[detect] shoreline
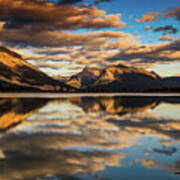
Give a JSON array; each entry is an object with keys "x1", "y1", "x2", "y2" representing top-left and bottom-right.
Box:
[{"x1": 0, "y1": 92, "x2": 180, "y2": 98}]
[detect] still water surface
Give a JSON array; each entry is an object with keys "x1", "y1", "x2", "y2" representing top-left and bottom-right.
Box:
[{"x1": 0, "y1": 94, "x2": 180, "y2": 180}]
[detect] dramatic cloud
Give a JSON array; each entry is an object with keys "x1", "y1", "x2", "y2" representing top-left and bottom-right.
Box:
[
  {"x1": 0, "y1": 0, "x2": 179, "y2": 76},
  {"x1": 0, "y1": 28, "x2": 131, "y2": 47},
  {"x1": 107, "y1": 39, "x2": 180, "y2": 65},
  {"x1": 0, "y1": 0, "x2": 124, "y2": 30},
  {"x1": 20, "y1": 35, "x2": 180, "y2": 74},
  {"x1": 154, "y1": 25, "x2": 178, "y2": 34},
  {"x1": 136, "y1": 12, "x2": 161, "y2": 22}
]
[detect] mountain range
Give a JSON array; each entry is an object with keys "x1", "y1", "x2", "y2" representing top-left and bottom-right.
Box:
[
  {"x1": 0, "y1": 46, "x2": 179, "y2": 92},
  {"x1": 67, "y1": 65, "x2": 180, "y2": 92}
]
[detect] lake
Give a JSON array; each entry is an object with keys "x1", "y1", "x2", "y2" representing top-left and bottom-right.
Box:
[{"x1": 0, "y1": 93, "x2": 180, "y2": 180}]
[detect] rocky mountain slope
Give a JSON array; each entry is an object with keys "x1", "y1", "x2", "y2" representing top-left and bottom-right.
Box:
[
  {"x1": 67, "y1": 67, "x2": 103, "y2": 89},
  {"x1": 67, "y1": 64, "x2": 170, "y2": 92},
  {"x1": 0, "y1": 47, "x2": 72, "y2": 92}
]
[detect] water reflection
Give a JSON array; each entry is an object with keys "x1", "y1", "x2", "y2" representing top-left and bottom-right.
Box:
[{"x1": 0, "y1": 96, "x2": 180, "y2": 179}]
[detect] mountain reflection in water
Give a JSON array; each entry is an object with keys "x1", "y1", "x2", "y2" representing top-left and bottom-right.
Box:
[{"x1": 0, "y1": 96, "x2": 180, "y2": 180}]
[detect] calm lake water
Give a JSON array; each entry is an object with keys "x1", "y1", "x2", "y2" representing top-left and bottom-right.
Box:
[{"x1": 0, "y1": 94, "x2": 180, "y2": 180}]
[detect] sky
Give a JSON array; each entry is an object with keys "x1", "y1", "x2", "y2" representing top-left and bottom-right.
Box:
[{"x1": 0, "y1": 0, "x2": 180, "y2": 77}]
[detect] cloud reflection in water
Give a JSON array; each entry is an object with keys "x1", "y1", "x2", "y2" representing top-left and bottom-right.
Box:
[{"x1": 0, "y1": 96, "x2": 180, "y2": 179}]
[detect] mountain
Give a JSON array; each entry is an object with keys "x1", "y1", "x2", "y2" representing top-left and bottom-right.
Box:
[
  {"x1": 91, "y1": 65, "x2": 163, "y2": 92},
  {"x1": 163, "y1": 77, "x2": 180, "y2": 90},
  {"x1": 67, "y1": 67, "x2": 103, "y2": 88},
  {"x1": 67, "y1": 64, "x2": 168, "y2": 92},
  {"x1": 0, "y1": 47, "x2": 73, "y2": 92}
]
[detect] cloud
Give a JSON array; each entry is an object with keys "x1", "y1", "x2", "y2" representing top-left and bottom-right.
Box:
[
  {"x1": 0, "y1": 0, "x2": 179, "y2": 76},
  {"x1": 5, "y1": 28, "x2": 179, "y2": 76},
  {"x1": 21, "y1": 36, "x2": 180, "y2": 74},
  {"x1": 0, "y1": 0, "x2": 125, "y2": 51},
  {"x1": 14, "y1": 30, "x2": 137, "y2": 73},
  {"x1": 34, "y1": 47, "x2": 76, "y2": 56},
  {"x1": 0, "y1": 28, "x2": 131, "y2": 47},
  {"x1": 35, "y1": 61, "x2": 68, "y2": 69},
  {"x1": 136, "y1": 12, "x2": 161, "y2": 22},
  {"x1": 144, "y1": 26, "x2": 152, "y2": 31},
  {"x1": 107, "y1": 39, "x2": 180, "y2": 65},
  {"x1": 56, "y1": 0, "x2": 83, "y2": 4},
  {"x1": 153, "y1": 147, "x2": 177, "y2": 156},
  {"x1": 137, "y1": 5, "x2": 180, "y2": 23},
  {"x1": 94, "y1": 0, "x2": 112, "y2": 4},
  {"x1": 52, "y1": 0, "x2": 112, "y2": 5},
  {"x1": 165, "y1": 6, "x2": 180, "y2": 21},
  {"x1": 0, "y1": 96, "x2": 180, "y2": 180},
  {"x1": 136, "y1": 159, "x2": 159, "y2": 169},
  {"x1": 107, "y1": 37, "x2": 140, "y2": 49},
  {"x1": 159, "y1": 34, "x2": 173, "y2": 41},
  {"x1": 0, "y1": 0, "x2": 124, "y2": 30},
  {"x1": 154, "y1": 25, "x2": 178, "y2": 34}
]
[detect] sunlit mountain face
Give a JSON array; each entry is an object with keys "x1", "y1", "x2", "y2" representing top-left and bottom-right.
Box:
[
  {"x1": 0, "y1": 47, "x2": 74, "y2": 92},
  {"x1": 0, "y1": 0, "x2": 179, "y2": 77},
  {"x1": 0, "y1": 95, "x2": 180, "y2": 179}
]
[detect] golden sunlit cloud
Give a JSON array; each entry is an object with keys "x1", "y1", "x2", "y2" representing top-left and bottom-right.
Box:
[
  {"x1": 136, "y1": 12, "x2": 161, "y2": 22},
  {"x1": 0, "y1": 0, "x2": 125, "y2": 30},
  {"x1": 159, "y1": 34, "x2": 173, "y2": 41}
]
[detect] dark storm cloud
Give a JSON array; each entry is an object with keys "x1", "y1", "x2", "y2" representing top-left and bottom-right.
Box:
[{"x1": 154, "y1": 25, "x2": 178, "y2": 34}]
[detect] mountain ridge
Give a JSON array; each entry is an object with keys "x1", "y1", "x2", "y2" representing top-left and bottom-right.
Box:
[
  {"x1": 0, "y1": 47, "x2": 73, "y2": 92},
  {"x1": 66, "y1": 65, "x2": 180, "y2": 92}
]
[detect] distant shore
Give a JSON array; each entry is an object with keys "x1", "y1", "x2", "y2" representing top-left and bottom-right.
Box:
[{"x1": 0, "y1": 92, "x2": 180, "y2": 98}]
